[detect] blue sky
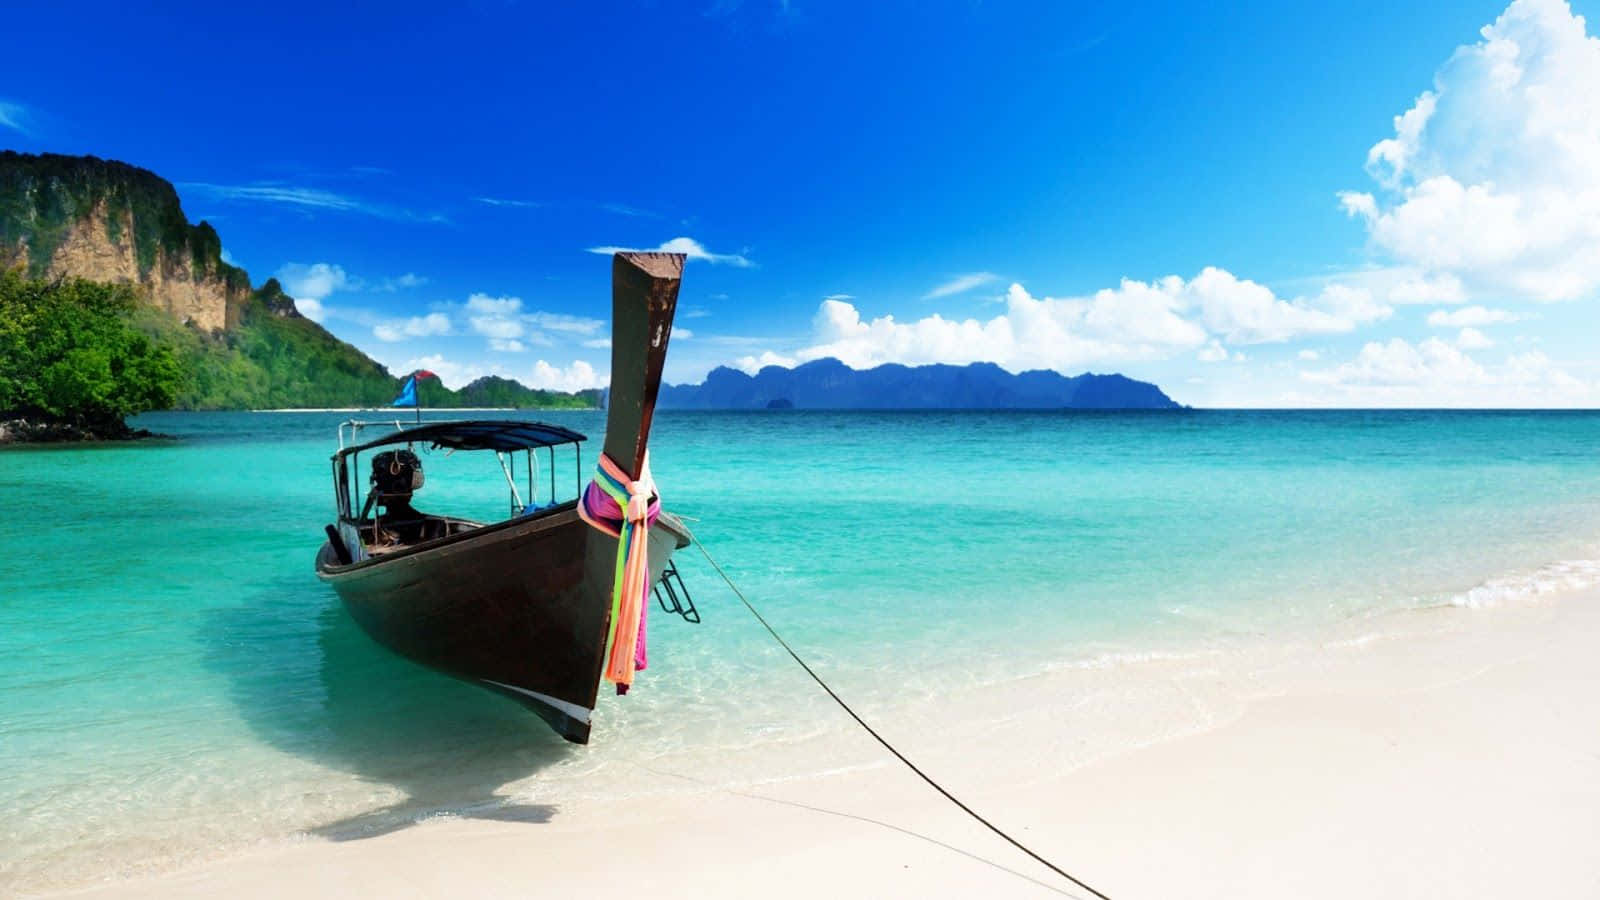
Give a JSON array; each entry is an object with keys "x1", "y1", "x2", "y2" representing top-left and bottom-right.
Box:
[{"x1": 4, "y1": 0, "x2": 1599, "y2": 405}]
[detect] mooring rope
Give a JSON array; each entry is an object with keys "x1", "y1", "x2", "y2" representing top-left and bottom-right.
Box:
[{"x1": 684, "y1": 528, "x2": 1114, "y2": 900}]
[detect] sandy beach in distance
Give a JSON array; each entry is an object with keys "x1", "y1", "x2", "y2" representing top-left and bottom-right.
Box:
[{"x1": 62, "y1": 585, "x2": 1600, "y2": 899}]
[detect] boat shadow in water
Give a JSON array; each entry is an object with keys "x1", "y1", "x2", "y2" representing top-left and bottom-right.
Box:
[{"x1": 203, "y1": 583, "x2": 572, "y2": 842}]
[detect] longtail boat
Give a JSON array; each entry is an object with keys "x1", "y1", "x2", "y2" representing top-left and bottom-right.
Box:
[{"x1": 314, "y1": 252, "x2": 691, "y2": 743}]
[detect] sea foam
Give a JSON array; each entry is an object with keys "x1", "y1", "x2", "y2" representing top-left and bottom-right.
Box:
[{"x1": 1447, "y1": 555, "x2": 1600, "y2": 608}]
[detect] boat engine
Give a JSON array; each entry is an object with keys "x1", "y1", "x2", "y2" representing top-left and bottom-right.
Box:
[{"x1": 371, "y1": 449, "x2": 424, "y2": 496}]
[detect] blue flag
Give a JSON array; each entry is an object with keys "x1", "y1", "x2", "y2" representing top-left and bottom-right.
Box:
[
  {"x1": 391, "y1": 375, "x2": 418, "y2": 408},
  {"x1": 391, "y1": 369, "x2": 436, "y2": 408}
]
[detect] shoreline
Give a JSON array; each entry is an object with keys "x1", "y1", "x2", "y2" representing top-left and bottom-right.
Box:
[{"x1": 50, "y1": 581, "x2": 1600, "y2": 899}]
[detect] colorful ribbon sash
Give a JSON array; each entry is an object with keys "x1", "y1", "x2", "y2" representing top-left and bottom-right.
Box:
[{"x1": 576, "y1": 451, "x2": 660, "y2": 693}]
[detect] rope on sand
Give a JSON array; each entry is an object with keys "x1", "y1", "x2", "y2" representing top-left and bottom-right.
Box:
[{"x1": 684, "y1": 528, "x2": 1114, "y2": 900}]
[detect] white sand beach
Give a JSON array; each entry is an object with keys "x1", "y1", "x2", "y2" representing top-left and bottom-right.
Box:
[{"x1": 60, "y1": 585, "x2": 1600, "y2": 900}]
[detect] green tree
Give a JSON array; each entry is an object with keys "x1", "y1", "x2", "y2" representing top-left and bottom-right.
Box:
[{"x1": 0, "y1": 269, "x2": 182, "y2": 430}]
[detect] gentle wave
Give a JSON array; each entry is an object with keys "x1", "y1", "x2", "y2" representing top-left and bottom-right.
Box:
[{"x1": 1446, "y1": 554, "x2": 1600, "y2": 608}]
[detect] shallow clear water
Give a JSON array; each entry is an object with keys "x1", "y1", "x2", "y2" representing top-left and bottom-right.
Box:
[{"x1": 4, "y1": 409, "x2": 1600, "y2": 891}]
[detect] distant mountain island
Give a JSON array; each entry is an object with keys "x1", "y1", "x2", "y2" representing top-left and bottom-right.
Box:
[{"x1": 658, "y1": 358, "x2": 1180, "y2": 409}]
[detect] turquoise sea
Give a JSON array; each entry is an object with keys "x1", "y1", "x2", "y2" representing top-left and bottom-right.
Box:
[{"x1": 5, "y1": 409, "x2": 1600, "y2": 893}]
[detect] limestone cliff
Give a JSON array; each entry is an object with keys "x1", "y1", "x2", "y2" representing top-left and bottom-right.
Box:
[{"x1": 0, "y1": 152, "x2": 250, "y2": 331}]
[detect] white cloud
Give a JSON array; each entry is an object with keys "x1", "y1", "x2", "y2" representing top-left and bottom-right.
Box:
[
  {"x1": 1341, "y1": 0, "x2": 1600, "y2": 302},
  {"x1": 601, "y1": 203, "x2": 660, "y2": 218},
  {"x1": 733, "y1": 351, "x2": 799, "y2": 373},
  {"x1": 466, "y1": 293, "x2": 526, "y2": 341},
  {"x1": 460, "y1": 294, "x2": 597, "y2": 348},
  {"x1": 674, "y1": 327, "x2": 693, "y2": 340},
  {"x1": 782, "y1": 280, "x2": 1207, "y2": 371},
  {"x1": 465, "y1": 294, "x2": 520, "y2": 315},
  {"x1": 476, "y1": 196, "x2": 541, "y2": 208},
  {"x1": 585, "y1": 236, "x2": 754, "y2": 267},
  {"x1": 923, "y1": 272, "x2": 1000, "y2": 300},
  {"x1": 376, "y1": 273, "x2": 427, "y2": 291},
  {"x1": 526, "y1": 312, "x2": 604, "y2": 335},
  {"x1": 1300, "y1": 337, "x2": 1593, "y2": 405},
  {"x1": 1304, "y1": 337, "x2": 1490, "y2": 388},
  {"x1": 1386, "y1": 272, "x2": 1466, "y2": 305},
  {"x1": 276, "y1": 262, "x2": 350, "y2": 321},
  {"x1": 1298, "y1": 349, "x2": 1321, "y2": 361},
  {"x1": 1456, "y1": 327, "x2": 1495, "y2": 349},
  {"x1": 1192, "y1": 268, "x2": 1388, "y2": 343},
  {"x1": 295, "y1": 297, "x2": 326, "y2": 323},
  {"x1": 490, "y1": 339, "x2": 526, "y2": 352},
  {"x1": 373, "y1": 312, "x2": 451, "y2": 342},
  {"x1": 276, "y1": 262, "x2": 350, "y2": 301},
  {"x1": 1308, "y1": 267, "x2": 1467, "y2": 306},
  {"x1": 528, "y1": 360, "x2": 606, "y2": 392},
  {"x1": 0, "y1": 100, "x2": 29, "y2": 134},
  {"x1": 395, "y1": 354, "x2": 493, "y2": 391},
  {"x1": 186, "y1": 184, "x2": 366, "y2": 213},
  {"x1": 1426, "y1": 305, "x2": 1522, "y2": 327},
  {"x1": 582, "y1": 338, "x2": 612, "y2": 349},
  {"x1": 733, "y1": 267, "x2": 1401, "y2": 374}
]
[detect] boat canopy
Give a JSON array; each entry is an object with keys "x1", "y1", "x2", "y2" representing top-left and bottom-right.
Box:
[{"x1": 336, "y1": 420, "x2": 587, "y2": 458}]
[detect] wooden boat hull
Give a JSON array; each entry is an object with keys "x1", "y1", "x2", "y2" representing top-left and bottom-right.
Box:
[
  {"x1": 315, "y1": 507, "x2": 689, "y2": 743},
  {"x1": 313, "y1": 252, "x2": 686, "y2": 744}
]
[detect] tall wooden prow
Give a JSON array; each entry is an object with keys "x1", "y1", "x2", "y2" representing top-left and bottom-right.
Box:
[{"x1": 576, "y1": 252, "x2": 684, "y2": 712}]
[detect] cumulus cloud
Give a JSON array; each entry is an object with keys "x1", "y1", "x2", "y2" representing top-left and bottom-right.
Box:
[
  {"x1": 1339, "y1": 0, "x2": 1600, "y2": 302},
  {"x1": 1191, "y1": 268, "x2": 1389, "y2": 343},
  {"x1": 1300, "y1": 337, "x2": 1592, "y2": 405},
  {"x1": 528, "y1": 360, "x2": 606, "y2": 392},
  {"x1": 1426, "y1": 305, "x2": 1521, "y2": 327},
  {"x1": 277, "y1": 262, "x2": 349, "y2": 300},
  {"x1": 745, "y1": 268, "x2": 1393, "y2": 374},
  {"x1": 1304, "y1": 337, "x2": 1492, "y2": 388},
  {"x1": 923, "y1": 272, "x2": 1000, "y2": 300},
  {"x1": 1456, "y1": 327, "x2": 1495, "y2": 349},
  {"x1": 585, "y1": 236, "x2": 753, "y2": 267},
  {"x1": 733, "y1": 351, "x2": 799, "y2": 374},
  {"x1": 276, "y1": 262, "x2": 350, "y2": 321},
  {"x1": 373, "y1": 312, "x2": 451, "y2": 343},
  {"x1": 466, "y1": 294, "x2": 528, "y2": 341},
  {"x1": 295, "y1": 298, "x2": 327, "y2": 323},
  {"x1": 393, "y1": 354, "x2": 493, "y2": 391},
  {"x1": 460, "y1": 294, "x2": 598, "y2": 349}
]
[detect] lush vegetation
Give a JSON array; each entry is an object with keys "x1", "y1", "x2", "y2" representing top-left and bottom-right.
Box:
[
  {"x1": 135, "y1": 281, "x2": 597, "y2": 410},
  {"x1": 451, "y1": 375, "x2": 601, "y2": 410},
  {"x1": 134, "y1": 278, "x2": 401, "y2": 409},
  {"x1": 0, "y1": 151, "x2": 249, "y2": 290},
  {"x1": 0, "y1": 270, "x2": 182, "y2": 431},
  {"x1": 0, "y1": 270, "x2": 599, "y2": 426}
]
